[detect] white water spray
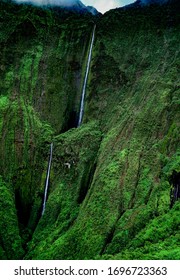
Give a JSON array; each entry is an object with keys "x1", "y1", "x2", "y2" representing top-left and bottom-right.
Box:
[
  {"x1": 42, "y1": 142, "x2": 53, "y2": 216},
  {"x1": 77, "y1": 25, "x2": 96, "y2": 127}
]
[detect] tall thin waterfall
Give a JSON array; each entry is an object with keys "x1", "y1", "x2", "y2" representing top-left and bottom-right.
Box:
[
  {"x1": 42, "y1": 142, "x2": 53, "y2": 216},
  {"x1": 77, "y1": 25, "x2": 96, "y2": 127}
]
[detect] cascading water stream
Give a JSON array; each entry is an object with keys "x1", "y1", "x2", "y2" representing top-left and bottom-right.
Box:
[
  {"x1": 77, "y1": 25, "x2": 96, "y2": 127},
  {"x1": 42, "y1": 142, "x2": 53, "y2": 216},
  {"x1": 41, "y1": 27, "x2": 95, "y2": 215}
]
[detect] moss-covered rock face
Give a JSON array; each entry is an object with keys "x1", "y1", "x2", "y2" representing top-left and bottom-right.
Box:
[
  {"x1": 0, "y1": 176, "x2": 24, "y2": 259},
  {"x1": 0, "y1": 0, "x2": 94, "y2": 254},
  {"x1": 0, "y1": 1, "x2": 180, "y2": 260}
]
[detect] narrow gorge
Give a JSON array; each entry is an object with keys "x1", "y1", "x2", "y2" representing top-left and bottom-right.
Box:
[
  {"x1": 77, "y1": 25, "x2": 96, "y2": 127},
  {"x1": 41, "y1": 25, "x2": 95, "y2": 216},
  {"x1": 42, "y1": 143, "x2": 53, "y2": 216}
]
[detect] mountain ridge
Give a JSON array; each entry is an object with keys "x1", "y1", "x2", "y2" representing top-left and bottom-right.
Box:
[
  {"x1": 123, "y1": 0, "x2": 179, "y2": 9},
  {"x1": 11, "y1": 0, "x2": 99, "y2": 15}
]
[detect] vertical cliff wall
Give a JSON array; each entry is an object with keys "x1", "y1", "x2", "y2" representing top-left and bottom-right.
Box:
[
  {"x1": 0, "y1": 1, "x2": 179, "y2": 260},
  {"x1": 0, "y1": 1, "x2": 95, "y2": 259}
]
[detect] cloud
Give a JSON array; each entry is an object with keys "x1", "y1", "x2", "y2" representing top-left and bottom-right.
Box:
[
  {"x1": 82, "y1": 1, "x2": 136, "y2": 13},
  {"x1": 15, "y1": 0, "x2": 80, "y2": 6},
  {"x1": 93, "y1": 0, "x2": 119, "y2": 13},
  {"x1": 14, "y1": 0, "x2": 136, "y2": 13},
  {"x1": 83, "y1": 0, "x2": 120, "y2": 13}
]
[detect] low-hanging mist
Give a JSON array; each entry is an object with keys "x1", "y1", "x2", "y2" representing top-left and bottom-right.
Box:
[{"x1": 14, "y1": 0, "x2": 86, "y2": 6}]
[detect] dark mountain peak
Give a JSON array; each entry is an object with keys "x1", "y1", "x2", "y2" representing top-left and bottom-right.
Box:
[
  {"x1": 139, "y1": 0, "x2": 171, "y2": 4},
  {"x1": 123, "y1": 0, "x2": 179, "y2": 9},
  {"x1": 13, "y1": 0, "x2": 97, "y2": 15},
  {"x1": 86, "y1": 6, "x2": 99, "y2": 16}
]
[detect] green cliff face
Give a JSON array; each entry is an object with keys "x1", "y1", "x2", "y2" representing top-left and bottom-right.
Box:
[{"x1": 0, "y1": 1, "x2": 179, "y2": 260}]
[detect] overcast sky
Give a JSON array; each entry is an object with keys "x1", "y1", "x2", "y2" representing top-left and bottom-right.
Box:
[
  {"x1": 15, "y1": 0, "x2": 135, "y2": 13},
  {"x1": 81, "y1": 0, "x2": 135, "y2": 13},
  {"x1": 82, "y1": 1, "x2": 134, "y2": 13}
]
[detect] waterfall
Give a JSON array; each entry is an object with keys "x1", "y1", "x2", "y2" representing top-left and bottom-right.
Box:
[
  {"x1": 77, "y1": 25, "x2": 96, "y2": 127},
  {"x1": 41, "y1": 26, "x2": 95, "y2": 216},
  {"x1": 42, "y1": 142, "x2": 53, "y2": 216}
]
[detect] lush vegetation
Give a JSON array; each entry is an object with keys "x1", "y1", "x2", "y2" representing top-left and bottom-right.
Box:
[{"x1": 0, "y1": 1, "x2": 179, "y2": 259}]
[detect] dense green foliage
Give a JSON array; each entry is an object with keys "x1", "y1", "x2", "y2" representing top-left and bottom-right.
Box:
[
  {"x1": 0, "y1": 176, "x2": 24, "y2": 259},
  {"x1": 0, "y1": 1, "x2": 179, "y2": 259}
]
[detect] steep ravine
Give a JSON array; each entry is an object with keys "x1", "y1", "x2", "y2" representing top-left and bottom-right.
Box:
[
  {"x1": 0, "y1": 1, "x2": 180, "y2": 260},
  {"x1": 0, "y1": 1, "x2": 96, "y2": 259},
  {"x1": 41, "y1": 24, "x2": 96, "y2": 218}
]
